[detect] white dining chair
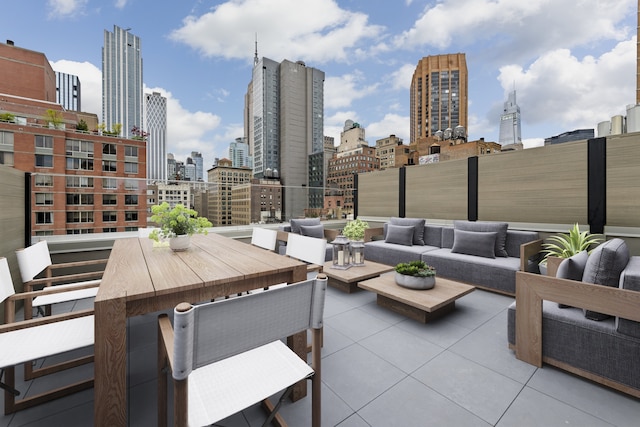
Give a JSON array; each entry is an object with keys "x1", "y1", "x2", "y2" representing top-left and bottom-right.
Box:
[{"x1": 250, "y1": 227, "x2": 278, "y2": 251}]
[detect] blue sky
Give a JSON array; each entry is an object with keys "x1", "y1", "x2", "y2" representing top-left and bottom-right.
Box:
[{"x1": 1, "y1": 0, "x2": 637, "y2": 168}]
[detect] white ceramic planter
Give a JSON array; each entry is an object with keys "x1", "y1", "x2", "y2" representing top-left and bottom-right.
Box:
[
  {"x1": 169, "y1": 234, "x2": 191, "y2": 252},
  {"x1": 395, "y1": 272, "x2": 436, "y2": 290}
]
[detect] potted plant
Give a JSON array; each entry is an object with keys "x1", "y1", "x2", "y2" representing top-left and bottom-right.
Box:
[
  {"x1": 342, "y1": 218, "x2": 369, "y2": 241},
  {"x1": 539, "y1": 223, "x2": 604, "y2": 276},
  {"x1": 148, "y1": 202, "x2": 212, "y2": 251},
  {"x1": 394, "y1": 260, "x2": 437, "y2": 290}
]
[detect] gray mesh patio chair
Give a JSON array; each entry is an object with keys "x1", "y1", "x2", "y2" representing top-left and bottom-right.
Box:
[{"x1": 157, "y1": 274, "x2": 327, "y2": 427}]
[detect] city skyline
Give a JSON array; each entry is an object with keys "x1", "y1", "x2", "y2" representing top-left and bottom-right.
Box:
[{"x1": 0, "y1": 0, "x2": 636, "y2": 169}]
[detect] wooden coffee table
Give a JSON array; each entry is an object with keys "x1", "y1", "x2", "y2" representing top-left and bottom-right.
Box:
[
  {"x1": 358, "y1": 274, "x2": 475, "y2": 323},
  {"x1": 322, "y1": 260, "x2": 394, "y2": 293}
]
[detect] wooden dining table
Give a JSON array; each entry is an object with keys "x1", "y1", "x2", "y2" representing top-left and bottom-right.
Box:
[{"x1": 93, "y1": 233, "x2": 308, "y2": 426}]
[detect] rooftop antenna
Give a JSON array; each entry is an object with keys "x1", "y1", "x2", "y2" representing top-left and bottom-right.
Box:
[{"x1": 254, "y1": 33, "x2": 259, "y2": 66}]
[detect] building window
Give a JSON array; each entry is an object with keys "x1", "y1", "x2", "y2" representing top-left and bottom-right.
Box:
[
  {"x1": 103, "y1": 211, "x2": 117, "y2": 222},
  {"x1": 66, "y1": 211, "x2": 94, "y2": 223},
  {"x1": 102, "y1": 160, "x2": 117, "y2": 172},
  {"x1": 67, "y1": 228, "x2": 94, "y2": 235},
  {"x1": 35, "y1": 174, "x2": 54, "y2": 187},
  {"x1": 124, "y1": 162, "x2": 138, "y2": 174},
  {"x1": 35, "y1": 135, "x2": 53, "y2": 149},
  {"x1": 35, "y1": 193, "x2": 54, "y2": 205},
  {"x1": 103, "y1": 143, "x2": 117, "y2": 155},
  {"x1": 66, "y1": 193, "x2": 94, "y2": 205},
  {"x1": 66, "y1": 139, "x2": 94, "y2": 157},
  {"x1": 125, "y1": 146, "x2": 138, "y2": 158},
  {"x1": 103, "y1": 178, "x2": 117, "y2": 189},
  {"x1": 66, "y1": 157, "x2": 93, "y2": 170},
  {"x1": 103, "y1": 227, "x2": 118, "y2": 233},
  {"x1": 124, "y1": 211, "x2": 138, "y2": 221},
  {"x1": 35, "y1": 230, "x2": 54, "y2": 236},
  {"x1": 103, "y1": 194, "x2": 117, "y2": 205},
  {"x1": 125, "y1": 194, "x2": 138, "y2": 205},
  {"x1": 36, "y1": 212, "x2": 53, "y2": 224},
  {"x1": 35, "y1": 154, "x2": 53, "y2": 168},
  {"x1": 66, "y1": 176, "x2": 94, "y2": 188},
  {"x1": 0, "y1": 131, "x2": 14, "y2": 146},
  {"x1": 0, "y1": 151, "x2": 14, "y2": 165},
  {"x1": 125, "y1": 179, "x2": 138, "y2": 190}
]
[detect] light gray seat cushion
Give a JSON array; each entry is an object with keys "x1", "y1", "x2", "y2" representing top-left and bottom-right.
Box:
[
  {"x1": 616, "y1": 256, "x2": 640, "y2": 338},
  {"x1": 366, "y1": 240, "x2": 439, "y2": 266},
  {"x1": 422, "y1": 248, "x2": 521, "y2": 294}
]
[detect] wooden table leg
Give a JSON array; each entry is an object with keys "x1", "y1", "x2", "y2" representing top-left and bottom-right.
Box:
[{"x1": 94, "y1": 297, "x2": 127, "y2": 426}]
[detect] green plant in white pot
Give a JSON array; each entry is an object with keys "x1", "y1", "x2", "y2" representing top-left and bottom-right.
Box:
[
  {"x1": 148, "y1": 202, "x2": 212, "y2": 251},
  {"x1": 342, "y1": 218, "x2": 369, "y2": 241},
  {"x1": 540, "y1": 223, "x2": 603, "y2": 275},
  {"x1": 394, "y1": 260, "x2": 436, "y2": 290}
]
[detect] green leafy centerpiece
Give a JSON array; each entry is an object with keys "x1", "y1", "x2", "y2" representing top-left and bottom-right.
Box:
[
  {"x1": 394, "y1": 260, "x2": 436, "y2": 290},
  {"x1": 148, "y1": 202, "x2": 212, "y2": 251},
  {"x1": 342, "y1": 218, "x2": 369, "y2": 241}
]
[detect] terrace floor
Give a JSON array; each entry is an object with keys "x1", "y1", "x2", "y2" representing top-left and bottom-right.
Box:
[{"x1": 2, "y1": 274, "x2": 639, "y2": 426}]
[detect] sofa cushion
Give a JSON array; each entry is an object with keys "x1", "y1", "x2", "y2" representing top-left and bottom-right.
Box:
[
  {"x1": 423, "y1": 225, "x2": 443, "y2": 247},
  {"x1": 555, "y1": 250, "x2": 589, "y2": 309},
  {"x1": 451, "y1": 229, "x2": 496, "y2": 259},
  {"x1": 390, "y1": 217, "x2": 426, "y2": 245},
  {"x1": 290, "y1": 218, "x2": 321, "y2": 234},
  {"x1": 454, "y1": 220, "x2": 509, "y2": 257},
  {"x1": 385, "y1": 224, "x2": 414, "y2": 246},
  {"x1": 582, "y1": 238, "x2": 630, "y2": 321},
  {"x1": 299, "y1": 224, "x2": 325, "y2": 239},
  {"x1": 616, "y1": 256, "x2": 640, "y2": 338}
]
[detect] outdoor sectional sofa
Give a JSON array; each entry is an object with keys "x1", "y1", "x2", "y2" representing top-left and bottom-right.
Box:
[
  {"x1": 507, "y1": 238, "x2": 640, "y2": 398},
  {"x1": 364, "y1": 218, "x2": 541, "y2": 295}
]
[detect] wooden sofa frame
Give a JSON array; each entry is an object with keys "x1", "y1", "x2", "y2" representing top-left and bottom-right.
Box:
[{"x1": 513, "y1": 270, "x2": 640, "y2": 398}]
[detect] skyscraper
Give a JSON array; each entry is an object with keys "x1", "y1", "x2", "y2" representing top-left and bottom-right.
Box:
[
  {"x1": 55, "y1": 71, "x2": 81, "y2": 111},
  {"x1": 229, "y1": 137, "x2": 251, "y2": 168},
  {"x1": 190, "y1": 151, "x2": 204, "y2": 181},
  {"x1": 145, "y1": 92, "x2": 167, "y2": 181},
  {"x1": 410, "y1": 53, "x2": 468, "y2": 143},
  {"x1": 247, "y1": 57, "x2": 324, "y2": 220},
  {"x1": 102, "y1": 25, "x2": 143, "y2": 138},
  {"x1": 499, "y1": 90, "x2": 522, "y2": 146}
]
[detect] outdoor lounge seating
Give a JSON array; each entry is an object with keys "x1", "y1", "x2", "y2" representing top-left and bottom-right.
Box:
[
  {"x1": 508, "y1": 238, "x2": 640, "y2": 398},
  {"x1": 365, "y1": 219, "x2": 541, "y2": 295},
  {"x1": 0, "y1": 257, "x2": 94, "y2": 414},
  {"x1": 157, "y1": 274, "x2": 327, "y2": 427}
]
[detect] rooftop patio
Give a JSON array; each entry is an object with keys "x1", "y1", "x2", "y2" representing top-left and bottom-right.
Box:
[{"x1": 1, "y1": 273, "x2": 639, "y2": 426}]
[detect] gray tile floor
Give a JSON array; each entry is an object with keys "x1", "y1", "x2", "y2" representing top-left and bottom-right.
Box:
[{"x1": 2, "y1": 276, "x2": 640, "y2": 426}]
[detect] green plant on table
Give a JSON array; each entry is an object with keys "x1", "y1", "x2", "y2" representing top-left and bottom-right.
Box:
[
  {"x1": 342, "y1": 218, "x2": 369, "y2": 240},
  {"x1": 541, "y1": 223, "x2": 603, "y2": 263},
  {"x1": 148, "y1": 202, "x2": 212, "y2": 241},
  {"x1": 394, "y1": 260, "x2": 436, "y2": 277}
]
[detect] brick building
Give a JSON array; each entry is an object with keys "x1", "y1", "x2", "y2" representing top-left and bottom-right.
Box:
[{"x1": 327, "y1": 146, "x2": 379, "y2": 214}]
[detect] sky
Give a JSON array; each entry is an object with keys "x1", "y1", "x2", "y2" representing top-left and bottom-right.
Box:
[{"x1": 1, "y1": 0, "x2": 637, "y2": 169}]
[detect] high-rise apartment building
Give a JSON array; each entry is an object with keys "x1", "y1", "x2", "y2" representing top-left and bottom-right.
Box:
[
  {"x1": 327, "y1": 146, "x2": 379, "y2": 214},
  {"x1": 103, "y1": 25, "x2": 143, "y2": 138},
  {"x1": 207, "y1": 158, "x2": 252, "y2": 226},
  {"x1": 247, "y1": 57, "x2": 325, "y2": 220},
  {"x1": 56, "y1": 71, "x2": 81, "y2": 112},
  {"x1": 375, "y1": 134, "x2": 408, "y2": 170},
  {"x1": 229, "y1": 137, "x2": 252, "y2": 168},
  {"x1": 410, "y1": 53, "x2": 468, "y2": 143},
  {"x1": 145, "y1": 92, "x2": 167, "y2": 181},
  {"x1": 498, "y1": 90, "x2": 522, "y2": 146},
  {"x1": 190, "y1": 151, "x2": 203, "y2": 181}
]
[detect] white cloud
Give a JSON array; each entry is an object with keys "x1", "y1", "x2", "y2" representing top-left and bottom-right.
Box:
[
  {"x1": 169, "y1": 0, "x2": 384, "y2": 64},
  {"x1": 324, "y1": 110, "x2": 359, "y2": 145},
  {"x1": 365, "y1": 113, "x2": 409, "y2": 143},
  {"x1": 114, "y1": 0, "x2": 128, "y2": 9},
  {"x1": 394, "y1": 0, "x2": 633, "y2": 62},
  {"x1": 497, "y1": 37, "x2": 636, "y2": 132},
  {"x1": 324, "y1": 72, "x2": 379, "y2": 109},
  {"x1": 389, "y1": 63, "x2": 415, "y2": 91},
  {"x1": 47, "y1": 0, "x2": 88, "y2": 19},
  {"x1": 523, "y1": 138, "x2": 545, "y2": 149},
  {"x1": 50, "y1": 59, "x2": 102, "y2": 116}
]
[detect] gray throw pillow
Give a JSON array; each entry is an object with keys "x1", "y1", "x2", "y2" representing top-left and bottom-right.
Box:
[
  {"x1": 390, "y1": 217, "x2": 426, "y2": 245},
  {"x1": 385, "y1": 224, "x2": 415, "y2": 246},
  {"x1": 451, "y1": 229, "x2": 497, "y2": 259},
  {"x1": 454, "y1": 220, "x2": 509, "y2": 257},
  {"x1": 290, "y1": 218, "x2": 321, "y2": 234},
  {"x1": 555, "y1": 250, "x2": 589, "y2": 308},
  {"x1": 582, "y1": 238, "x2": 630, "y2": 321},
  {"x1": 299, "y1": 224, "x2": 325, "y2": 239}
]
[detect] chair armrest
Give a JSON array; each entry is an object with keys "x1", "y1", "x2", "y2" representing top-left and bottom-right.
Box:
[
  {"x1": 365, "y1": 227, "x2": 384, "y2": 242},
  {"x1": 157, "y1": 314, "x2": 175, "y2": 370},
  {"x1": 0, "y1": 308, "x2": 93, "y2": 333},
  {"x1": 514, "y1": 271, "x2": 640, "y2": 367},
  {"x1": 519, "y1": 239, "x2": 543, "y2": 272},
  {"x1": 48, "y1": 258, "x2": 107, "y2": 271},
  {"x1": 26, "y1": 271, "x2": 102, "y2": 289}
]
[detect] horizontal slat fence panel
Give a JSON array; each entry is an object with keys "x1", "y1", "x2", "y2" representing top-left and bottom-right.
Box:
[
  {"x1": 606, "y1": 134, "x2": 640, "y2": 227},
  {"x1": 358, "y1": 168, "x2": 399, "y2": 218}
]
